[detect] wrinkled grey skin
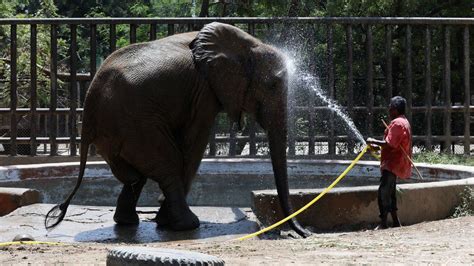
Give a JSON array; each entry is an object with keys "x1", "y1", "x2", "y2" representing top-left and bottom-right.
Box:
[{"x1": 45, "y1": 22, "x2": 310, "y2": 238}]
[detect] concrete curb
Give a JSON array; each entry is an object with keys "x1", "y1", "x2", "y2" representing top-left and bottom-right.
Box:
[
  {"x1": 252, "y1": 178, "x2": 474, "y2": 230},
  {"x1": 0, "y1": 187, "x2": 41, "y2": 216}
]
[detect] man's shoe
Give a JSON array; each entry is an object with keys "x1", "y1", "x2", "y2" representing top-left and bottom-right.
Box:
[
  {"x1": 374, "y1": 223, "x2": 388, "y2": 230},
  {"x1": 391, "y1": 211, "x2": 402, "y2": 227}
]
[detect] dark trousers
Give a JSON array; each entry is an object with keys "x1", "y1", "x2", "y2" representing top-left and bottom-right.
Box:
[{"x1": 378, "y1": 170, "x2": 398, "y2": 218}]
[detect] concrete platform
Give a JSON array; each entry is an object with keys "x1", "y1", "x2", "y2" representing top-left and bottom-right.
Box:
[
  {"x1": 0, "y1": 204, "x2": 258, "y2": 243},
  {"x1": 253, "y1": 178, "x2": 474, "y2": 231}
]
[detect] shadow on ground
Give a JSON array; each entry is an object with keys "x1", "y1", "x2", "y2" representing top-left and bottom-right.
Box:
[{"x1": 0, "y1": 204, "x2": 259, "y2": 243}]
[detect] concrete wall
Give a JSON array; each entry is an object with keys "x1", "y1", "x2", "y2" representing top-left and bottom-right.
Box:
[
  {"x1": 252, "y1": 178, "x2": 474, "y2": 230},
  {"x1": 0, "y1": 159, "x2": 473, "y2": 208}
]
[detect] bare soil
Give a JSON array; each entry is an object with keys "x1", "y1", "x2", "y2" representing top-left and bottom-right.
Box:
[{"x1": 1, "y1": 216, "x2": 472, "y2": 265}]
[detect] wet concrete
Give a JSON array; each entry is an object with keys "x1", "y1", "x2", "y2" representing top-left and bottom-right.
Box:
[{"x1": 0, "y1": 204, "x2": 258, "y2": 244}]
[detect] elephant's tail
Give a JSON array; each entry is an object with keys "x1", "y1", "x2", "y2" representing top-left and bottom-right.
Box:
[{"x1": 44, "y1": 140, "x2": 91, "y2": 230}]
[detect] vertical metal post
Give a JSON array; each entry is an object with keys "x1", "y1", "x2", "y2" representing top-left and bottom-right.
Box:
[
  {"x1": 424, "y1": 26, "x2": 432, "y2": 150},
  {"x1": 109, "y1": 24, "x2": 116, "y2": 53},
  {"x1": 229, "y1": 122, "x2": 236, "y2": 156},
  {"x1": 327, "y1": 24, "x2": 335, "y2": 155},
  {"x1": 463, "y1": 26, "x2": 470, "y2": 155},
  {"x1": 167, "y1": 24, "x2": 175, "y2": 36},
  {"x1": 89, "y1": 24, "x2": 97, "y2": 156},
  {"x1": 209, "y1": 124, "x2": 216, "y2": 156},
  {"x1": 249, "y1": 117, "x2": 257, "y2": 156},
  {"x1": 385, "y1": 25, "x2": 393, "y2": 101},
  {"x1": 308, "y1": 89, "x2": 316, "y2": 155},
  {"x1": 30, "y1": 24, "x2": 37, "y2": 156},
  {"x1": 366, "y1": 25, "x2": 374, "y2": 137},
  {"x1": 130, "y1": 24, "x2": 137, "y2": 44},
  {"x1": 69, "y1": 24, "x2": 78, "y2": 156},
  {"x1": 443, "y1": 26, "x2": 451, "y2": 152},
  {"x1": 10, "y1": 24, "x2": 17, "y2": 156},
  {"x1": 150, "y1": 23, "x2": 157, "y2": 41},
  {"x1": 346, "y1": 24, "x2": 354, "y2": 152},
  {"x1": 49, "y1": 24, "x2": 58, "y2": 156},
  {"x1": 247, "y1": 23, "x2": 255, "y2": 35},
  {"x1": 405, "y1": 25, "x2": 413, "y2": 122}
]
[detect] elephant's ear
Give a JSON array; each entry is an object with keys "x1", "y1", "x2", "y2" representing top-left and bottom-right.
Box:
[{"x1": 190, "y1": 22, "x2": 258, "y2": 123}]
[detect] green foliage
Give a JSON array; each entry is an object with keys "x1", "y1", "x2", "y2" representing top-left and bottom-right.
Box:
[
  {"x1": 0, "y1": 0, "x2": 471, "y2": 156},
  {"x1": 0, "y1": 0, "x2": 67, "y2": 108},
  {"x1": 452, "y1": 187, "x2": 474, "y2": 218},
  {"x1": 413, "y1": 152, "x2": 474, "y2": 166}
]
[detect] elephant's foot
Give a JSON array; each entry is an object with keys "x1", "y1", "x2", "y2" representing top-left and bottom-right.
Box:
[
  {"x1": 154, "y1": 203, "x2": 170, "y2": 226},
  {"x1": 114, "y1": 195, "x2": 139, "y2": 225},
  {"x1": 113, "y1": 180, "x2": 146, "y2": 226},
  {"x1": 155, "y1": 201, "x2": 199, "y2": 231},
  {"x1": 113, "y1": 207, "x2": 139, "y2": 225},
  {"x1": 168, "y1": 208, "x2": 200, "y2": 231}
]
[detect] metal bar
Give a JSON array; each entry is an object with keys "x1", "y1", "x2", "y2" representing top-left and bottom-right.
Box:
[
  {"x1": 30, "y1": 24, "x2": 37, "y2": 156},
  {"x1": 327, "y1": 24, "x2": 335, "y2": 155},
  {"x1": 346, "y1": 24, "x2": 354, "y2": 152},
  {"x1": 366, "y1": 25, "x2": 374, "y2": 137},
  {"x1": 10, "y1": 24, "x2": 17, "y2": 156},
  {"x1": 249, "y1": 118, "x2": 257, "y2": 156},
  {"x1": 424, "y1": 26, "x2": 432, "y2": 150},
  {"x1": 443, "y1": 26, "x2": 451, "y2": 152},
  {"x1": 150, "y1": 23, "x2": 157, "y2": 41},
  {"x1": 209, "y1": 124, "x2": 216, "y2": 156},
  {"x1": 89, "y1": 24, "x2": 97, "y2": 156},
  {"x1": 49, "y1": 24, "x2": 58, "y2": 156},
  {"x1": 130, "y1": 23, "x2": 137, "y2": 44},
  {"x1": 167, "y1": 24, "x2": 175, "y2": 36},
  {"x1": 79, "y1": 81, "x2": 87, "y2": 107},
  {"x1": 0, "y1": 17, "x2": 473, "y2": 26},
  {"x1": 405, "y1": 25, "x2": 413, "y2": 122},
  {"x1": 385, "y1": 25, "x2": 393, "y2": 101},
  {"x1": 247, "y1": 23, "x2": 255, "y2": 35},
  {"x1": 463, "y1": 26, "x2": 470, "y2": 155},
  {"x1": 69, "y1": 24, "x2": 77, "y2": 156},
  {"x1": 308, "y1": 88, "x2": 316, "y2": 155},
  {"x1": 109, "y1": 24, "x2": 116, "y2": 53},
  {"x1": 229, "y1": 122, "x2": 236, "y2": 156}
]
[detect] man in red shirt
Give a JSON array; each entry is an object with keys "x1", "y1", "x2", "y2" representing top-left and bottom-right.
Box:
[{"x1": 367, "y1": 96, "x2": 412, "y2": 229}]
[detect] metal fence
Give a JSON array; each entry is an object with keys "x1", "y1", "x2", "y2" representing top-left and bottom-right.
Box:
[{"x1": 0, "y1": 17, "x2": 472, "y2": 158}]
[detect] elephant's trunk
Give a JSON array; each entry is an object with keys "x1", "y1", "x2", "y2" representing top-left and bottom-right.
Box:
[{"x1": 267, "y1": 118, "x2": 311, "y2": 238}]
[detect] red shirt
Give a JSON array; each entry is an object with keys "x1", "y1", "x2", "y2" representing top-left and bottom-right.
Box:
[{"x1": 381, "y1": 115, "x2": 412, "y2": 179}]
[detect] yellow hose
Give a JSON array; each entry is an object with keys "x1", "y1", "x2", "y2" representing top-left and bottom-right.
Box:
[
  {"x1": 237, "y1": 145, "x2": 369, "y2": 241},
  {"x1": 0, "y1": 241, "x2": 64, "y2": 247}
]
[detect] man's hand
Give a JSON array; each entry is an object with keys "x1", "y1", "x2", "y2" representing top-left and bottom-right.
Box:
[
  {"x1": 366, "y1": 137, "x2": 386, "y2": 148},
  {"x1": 368, "y1": 143, "x2": 381, "y2": 151},
  {"x1": 366, "y1": 137, "x2": 377, "y2": 144}
]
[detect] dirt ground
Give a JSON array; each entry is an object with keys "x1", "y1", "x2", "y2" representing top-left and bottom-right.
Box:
[{"x1": 0, "y1": 215, "x2": 472, "y2": 265}]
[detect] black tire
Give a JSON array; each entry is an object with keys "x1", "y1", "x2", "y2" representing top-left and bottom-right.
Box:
[{"x1": 107, "y1": 247, "x2": 225, "y2": 266}]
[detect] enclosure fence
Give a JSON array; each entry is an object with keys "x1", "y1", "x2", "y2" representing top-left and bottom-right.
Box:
[{"x1": 0, "y1": 17, "x2": 472, "y2": 158}]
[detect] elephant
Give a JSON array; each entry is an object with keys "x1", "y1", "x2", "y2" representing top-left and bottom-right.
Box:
[{"x1": 45, "y1": 22, "x2": 310, "y2": 238}]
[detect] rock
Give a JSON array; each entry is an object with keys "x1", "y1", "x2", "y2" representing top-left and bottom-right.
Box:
[{"x1": 13, "y1": 234, "x2": 35, "y2": 242}]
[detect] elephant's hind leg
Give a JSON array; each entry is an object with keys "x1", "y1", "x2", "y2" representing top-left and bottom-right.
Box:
[
  {"x1": 151, "y1": 171, "x2": 199, "y2": 231},
  {"x1": 108, "y1": 156, "x2": 147, "y2": 225}
]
